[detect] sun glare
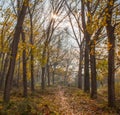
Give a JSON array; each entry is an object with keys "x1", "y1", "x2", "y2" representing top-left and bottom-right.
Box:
[{"x1": 51, "y1": 13, "x2": 57, "y2": 19}]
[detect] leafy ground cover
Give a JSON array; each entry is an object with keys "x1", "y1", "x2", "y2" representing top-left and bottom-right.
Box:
[{"x1": 0, "y1": 86, "x2": 119, "y2": 115}]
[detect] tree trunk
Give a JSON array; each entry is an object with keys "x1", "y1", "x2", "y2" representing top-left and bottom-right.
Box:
[
  {"x1": 41, "y1": 67, "x2": 45, "y2": 90},
  {"x1": 29, "y1": 14, "x2": 35, "y2": 92},
  {"x1": 22, "y1": 30, "x2": 27, "y2": 97},
  {"x1": 106, "y1": 0, "x2": 116, "y2": 107},
  {"x1": 84, "y1": 38, "x2": 90, "y2": 93},
  {"x1": 81, "y1": 0, "x2": 90, "y2": 93},
  {"x1": 3, "y1": 1, "x2": 28, "y2": 103},
  {"x1": 78, "y1": 46, "x2": 83, "y2": 89},
  {"x1": 47, "y1": 64, "x2": 50, "y2": 86},
  {"x1": 90, "y1": 41, "x2": 97, "y2": 99},
  {"x1": 47, "y1": 52, "x2": 50, "y2": 86},
  {"x1": 30, "y1": 53, "x2": 34, "y2": 92},
  {"x1": 16, "y1": 57, "x2": 20, "y2": 88},
  {"x1": 52, "y1": 69, "x2": 55, "y2": 85},
  {"x1": 107, "y1": 32, "x2": 115, "y2": 107},
  {"x1": 0, "y1": 55, "x2": 9, "y2": 90},
  {"x1": 52, "y1": 64, "x2": 56, "y2": 85}
]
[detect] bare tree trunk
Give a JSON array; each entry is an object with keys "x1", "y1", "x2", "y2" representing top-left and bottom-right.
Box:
[
  {"x1": 0, "y1": 55, "x2": 9, "y2": 90},
  {"x1": 78, "y1": 45, "x2": 83, "y2": 89},
  {"x1": 64, "y1": 61, "x2": 69, "y2": 85},
  {"x1": 41, "y1": 67, "x2": 45, "y2": 89},
  {"x1": 47, "y1": 51, "x2": 50, "y2": 86},
  {"x1": 30, "y1": 53, "x2": 34, "y2": 92},
  {"x1": 81, "y1": 0, "x2": 90, "y2": 93},
  {"x1": 52, "y1": 68, "x2": 55, "y2": 85},
  {"x1": 41, "y1": 47, "x2": 46, "y2": 90},
  {"x1": 90, "y1": 41, "x2": 97, "y2": 99},
  {"x1": 52, "y1": 63, "x2": 56, "y2": 85},
  {"x1": 84, "y1": 39, "x2": 90, "y2": 93},
  {"x1": 22, "y1": 30, "x2": 27, "y2": 97},
  {"x1": 16, "y1": 57, "x2": 20, "y2": 88},
  {"x1": 3, "y1": 1, "x2": 28, "y2": 103},
  {"x1": 47, "y1": 64, "x2": 50, "y2": 86},
  {"x1": 29, "y1": 14, "x2": 35, "y2": 92},
  {"x1": 106, "y1": 0, "x2": 116, "y2": 107},
  {"x1": 107, "y1": 32, "x2": 115, "y2": 107}
]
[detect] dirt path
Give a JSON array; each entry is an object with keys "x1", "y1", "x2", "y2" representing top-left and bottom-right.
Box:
[
  {"x1": 55, "y1": 86, "x2": 75, "y2": 115},
  {"x1": 53, "y1": 86, "x2": 118, "y2": 115}
]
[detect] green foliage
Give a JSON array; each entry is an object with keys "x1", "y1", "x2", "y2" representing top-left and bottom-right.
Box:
[{"x1": 17, "y1": 98, "x2": 36, "y2": 115}]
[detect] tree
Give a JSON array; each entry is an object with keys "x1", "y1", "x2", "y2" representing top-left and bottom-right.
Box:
[
  {"x1": 81, "y1": 0, "x2": 90, "y2": 93},
  {"x1": 106, "y1": 0, "x2": 116, "y2": 107},
  {"x1": 22, "y1": 30, "x2": 27, "y2": 97},
  {"x1": 3, "y1": 0, "x2": 29, "y2": 103}
]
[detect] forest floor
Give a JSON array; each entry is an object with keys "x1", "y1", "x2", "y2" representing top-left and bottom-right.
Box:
[{"x1": 0, "y1": 86, "x2": 120, "y2": 115}]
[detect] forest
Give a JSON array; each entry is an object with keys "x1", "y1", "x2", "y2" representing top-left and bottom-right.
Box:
[{"x1": 0, "y1": 0, "x2": 120, "y2": 114}]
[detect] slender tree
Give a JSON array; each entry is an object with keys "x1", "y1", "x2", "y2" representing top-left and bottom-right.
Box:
[
  {"x1": 81, "y1": 0, "x2": 90, "y2": 93},
  {"x1": 3, "y1": 0, "x2": 29, "y2": 103},
  {"x1": 22, "y1": 30, "x2": 27, "y2": 97},
  {"x1": 106, "y1": 0, "x2": 116, "y2": 107}
]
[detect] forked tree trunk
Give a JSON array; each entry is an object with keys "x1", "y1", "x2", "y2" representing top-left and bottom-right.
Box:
[{"x1": 3, "y1": 1, "x2": 28, "y2": 103}]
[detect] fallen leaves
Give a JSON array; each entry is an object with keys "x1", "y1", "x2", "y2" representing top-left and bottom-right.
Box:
[{"x1": 0, "y1": 86, "x2": 119, "y2": 115}]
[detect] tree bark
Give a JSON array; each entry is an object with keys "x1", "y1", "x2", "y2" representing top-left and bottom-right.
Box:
[
  {"x1": 81, "y1": 0, "x2": 90, "y2": 93},
  {"x1": 41, "y1": 67, "x2": 45, "y2": 89},
  {"x1": 22, "y1": 30, "x2": 27, "y2": 97},
  {"x1": 106, "y1": 0, "x2": 116, "y2": 107},
  {"x1": 78, "y1": 45, "x2": 83, "y2": 89},
  {"x1": 90, "y1": 41, "x2": 97, "y2": 99},
  {"x1": 0, "y1": 55, "x2": 9, "y2": 90},
  {"x1": 41, "y1": 46, "x2": 46, "y2": 90},
  {"x1": 3, "y1": 0, "x2": 28, "y2": 103},
  {"x1": 16, "y1": 57, "x2": 20, "y2": 88},
  {"x1": 52, "y1": 68, "x2": 55, "y2": 85},
  {"x1": 47, "y1": 51, "x2": 50, "y2": 86},
  {"x1": 29, "y1": 14, "x2": 35, "y2": 92},
  {"x1": 47, "y1": 64, "x2": 50, "y2": 86}
]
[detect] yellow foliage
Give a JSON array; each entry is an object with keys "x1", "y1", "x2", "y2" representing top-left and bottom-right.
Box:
[
  {"x1": 109, "y1": 1, "x2": 114, "y2": 6},
  {"x1": 23, "y1": 0, "x2": 29, "y2": 6},
  {"x1": 41, "y1": 57, "x2": 47, "y2": 67}
]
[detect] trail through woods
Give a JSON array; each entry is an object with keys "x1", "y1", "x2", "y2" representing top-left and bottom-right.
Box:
[
  {"x1": 0, "y1": 86, "x2": 119, "y2": 114},
  {"x1": 52, "y1": 86, "x2": 119, "y2": 115},
  {"x1": 54, "y1": 86, "x2": 101, "y2": 115},
  {"x1": 55, "y1": 86, "x2": 75, "y2": 115}
]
